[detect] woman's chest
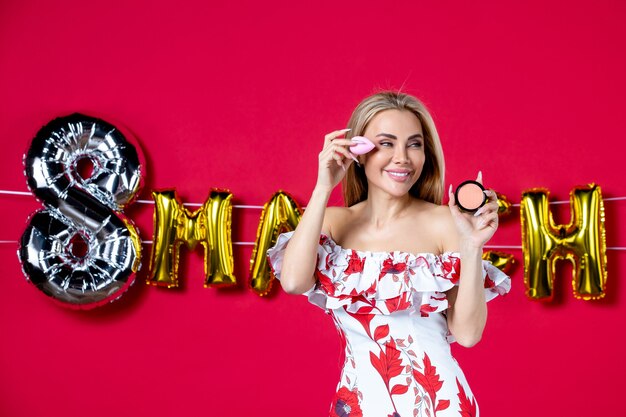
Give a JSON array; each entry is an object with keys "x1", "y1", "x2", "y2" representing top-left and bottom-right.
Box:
[{"x1": 332, "y1": 223, "x2": 442, "y2": 254}]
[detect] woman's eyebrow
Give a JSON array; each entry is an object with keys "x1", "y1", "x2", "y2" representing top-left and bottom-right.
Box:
[{"x1": 375, "y1": 133, "x2": 423, "y2": 140}]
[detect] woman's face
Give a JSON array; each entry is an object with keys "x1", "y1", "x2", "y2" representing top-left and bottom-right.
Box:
[{"x1": 361, "y1": 109, "x2": 426, "y2": 198}]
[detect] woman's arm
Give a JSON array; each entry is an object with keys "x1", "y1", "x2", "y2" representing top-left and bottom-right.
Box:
[
  {"x1": 279, "y1": 186, "x2": 331, "y2": 294},
  {"x1": 443, "y1": 173, "x2": 500, "y2": 347},
  {"x1": 279, "y1": 129, "x2": 354, "y2": 294},
  {"x1": 444, "y1": 246, "x2": 487, "y2": 348}
]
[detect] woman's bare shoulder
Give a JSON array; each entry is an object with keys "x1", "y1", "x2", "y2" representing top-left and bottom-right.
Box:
[
  {"x1": 322, "y1": 204, "x2": 361, "y2": 238},
  {"x1": 422, "y1": 203, "x2": 455, "y2": 231},
  {"x1": 430, "y1": 204, "x2": 459, "y2": 251},
  {"x1": 412, "y1": 200, "x2": 458, "y2": 251}
]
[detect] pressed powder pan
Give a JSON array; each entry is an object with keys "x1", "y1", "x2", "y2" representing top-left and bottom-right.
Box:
[{"x1": 455, "y1": 180, "x2": 487, "y2": 212}]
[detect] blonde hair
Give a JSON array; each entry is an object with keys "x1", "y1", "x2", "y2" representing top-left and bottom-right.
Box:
[{"x1": 342, "y1": 91, "x2": 445, "y2": 207}]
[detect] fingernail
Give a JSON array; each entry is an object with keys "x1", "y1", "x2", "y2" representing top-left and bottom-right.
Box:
[
  {"x1": 448, "y1": 184, "x2": 452, "y2": 194},
  {"x1": 474, "y1": 207, "x2": 484, "y2": 217},
  {"x1": 340, "y1": 128, "x2": 351, "y2": 132},
  {"x1": 349, "y1": 154, "x2": 359, "y2": 165}
]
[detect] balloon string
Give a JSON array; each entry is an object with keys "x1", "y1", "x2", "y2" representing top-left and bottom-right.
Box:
[
  {"x1": 509, "y1": 196, "x2": 626, "y2": 207},
  {"x1": 1, "y1": 240, "x2": 625, "y2": 250},
  {"x1": 2, "y1": 189, "x2": 626, "y2": 249},
  {"x1": 135, "y1": 199, "x2": 265, "y2": 209},
  {"x1": 3, "y1": 188, "x2": 626, "y2": 208},
  {"x1": 139, "y1": 240, "x2": 255, "y2": 246},
  {"x1": 0, "y1": 239, "x2": 256, "y2": 246},
  {"x1": 0, "y1": 190, "x2": 265, "y2": 209}
]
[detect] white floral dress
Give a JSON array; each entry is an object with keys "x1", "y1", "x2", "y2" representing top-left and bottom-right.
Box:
[{"x1": 267, "y1": 232, "x2": 511, "y2": 417}]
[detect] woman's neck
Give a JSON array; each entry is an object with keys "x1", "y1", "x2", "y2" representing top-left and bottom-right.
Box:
[{"x1": 361, "y1": 188, "x2": 413, "y2": 229}]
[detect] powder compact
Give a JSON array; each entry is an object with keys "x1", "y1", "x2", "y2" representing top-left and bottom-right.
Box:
[{"x1": 454, "y1": 180, "x2": 487, "y2": 212}]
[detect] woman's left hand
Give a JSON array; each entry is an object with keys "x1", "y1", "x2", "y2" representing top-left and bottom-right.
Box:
[{"x1": 447, "y1": 171, "x2": 499, "y2": 250}]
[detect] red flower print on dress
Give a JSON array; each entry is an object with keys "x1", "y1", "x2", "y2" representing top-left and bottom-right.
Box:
[
  {"x1": 415, "y1": 255, "x2": 430, "y2": 268},
  {"x1": 385, "y1": 292, "x2": 412, "y2": 313},
  {"x1": 369, "y1": 338, "x2": 406, "y2": 390},
  {"x1": 413, "y1": 353, "x2": 450, "y2": 415},
  {"x1": 266, "y1": 232, "x2": 512, "y2": 417},
  {"x1": 379, "y1": 257, "x2": 408, "y2": 279},
  {"x1": 420, "y1": 303, "x2": 439, "y2": 317},
  {"x1": 344, "y1": 250, "x2": 366, "y2": 276},
  {"x1": 441, "y1": 256, "x2": 460, "y2": 284},
  {"x1": 374, "y1": 324, "x2": 390, "y2": 341},
  {"x1": 346, "y1": 310, "x2": 376, "y2": 338},
  {"x1": 325, "y1": 253, "x2": 333, "y2": 270},
  {"x1": 456, "y1": 378, "x2": 477, "y2": 417},
  {"x1": 484, "y1": 274, "x2": 496, "y2": 289},
  {"x1": 331, "y1": 387, "x2": 363, "y2": 417},
  {"x1": 316, "y1": 270, "x2": 337, "y2": 295}
]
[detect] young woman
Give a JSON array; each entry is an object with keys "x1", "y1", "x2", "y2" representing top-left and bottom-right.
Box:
[{"x1": 267, "y1": 91, "x2": 510, "y2": 417}]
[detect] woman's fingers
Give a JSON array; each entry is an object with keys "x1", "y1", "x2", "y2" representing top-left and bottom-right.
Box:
[
  {"x1": 324, "y1": 128, "x2": 351, "y2": 145},
  {"x1": 474, "y1": 201, "x2": 498, "y2": 217},
  {"x1": 447, "y1": 185, "x2": 465, "y2": 221},
  {"x1": 327, "y1": 138, "x2": 354, "y2": 147},
  {"x1": 478, "y1": 211, "x2": 499, "y2": 229},
  {"x1": 317, "y1": 129, "x2": 354, "y2": 188},
  {"x1": 331, "y1": 152, "x2": 345, "y2": 170},
  {"x1": 322, "y1": 131, "x2": 356, "y2": 162},
  {"x1": 447, "y1": 184, "x2": 456, "y2": 207},
  {"x1": 484, "y1": 188, "x2": 497, "y2": 201},
  {"x1": 475, "y1": 189, "x2": 499, "y2": 229},
  {"x1": 331, "y1": 144, "x2": 355, "y2": 160}
]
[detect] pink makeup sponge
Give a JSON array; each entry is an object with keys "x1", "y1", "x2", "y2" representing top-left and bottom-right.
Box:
[{"x1": 350, "y1": 136, "x2": 376, "y2": 155}]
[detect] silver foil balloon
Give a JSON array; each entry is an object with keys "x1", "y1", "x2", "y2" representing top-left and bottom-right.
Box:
[{"x1": 18, "y1": 114, "x2": 144, "y2": 309}]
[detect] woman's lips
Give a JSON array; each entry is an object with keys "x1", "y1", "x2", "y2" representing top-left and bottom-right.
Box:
[{"x1": 385, "y1": 170, "x2": 412, "y2": 182}]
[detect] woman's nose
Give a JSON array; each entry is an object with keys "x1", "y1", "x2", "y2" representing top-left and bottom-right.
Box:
[{"x1": 393, "y1": 146, "x2": 409, "y2": 164}]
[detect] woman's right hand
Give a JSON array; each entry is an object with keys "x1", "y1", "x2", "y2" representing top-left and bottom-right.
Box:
[{"x1": 317, "y1": 128, "x2": 356, "y2": 191}]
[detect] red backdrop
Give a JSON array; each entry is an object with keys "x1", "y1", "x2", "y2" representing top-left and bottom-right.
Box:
[{"x1": 1, "y1": 1, "x2": 624, "y2": 416}]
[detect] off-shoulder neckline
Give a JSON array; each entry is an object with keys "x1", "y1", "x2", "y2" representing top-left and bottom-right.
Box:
[{"x1": 320, "y1": 233, "x2": 460, "y2": 258}]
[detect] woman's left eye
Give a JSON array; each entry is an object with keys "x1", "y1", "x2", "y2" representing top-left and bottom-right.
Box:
[{"x1": 408, "y1": 142, "x2": 422, "y2": 148}]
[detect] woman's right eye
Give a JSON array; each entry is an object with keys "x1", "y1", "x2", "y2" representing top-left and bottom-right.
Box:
[{"x1": 380, "y1": 141, "x2": 392, "y2": 147}]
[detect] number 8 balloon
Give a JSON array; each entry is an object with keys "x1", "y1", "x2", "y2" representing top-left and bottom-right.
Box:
[{"x1": 18, "y1": 114, "x2": 144, "y2": 309}]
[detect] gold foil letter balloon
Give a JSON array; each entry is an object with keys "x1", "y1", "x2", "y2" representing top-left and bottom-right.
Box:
[
  {"x1": 249, "y1": 191, "x2": 302, "y2": 296},
  {"x1": 482, "y1": 251, "x2": 515, "y2": 275},
  {"x1": 520, "y1": 184, "x2": 607, "y2": 300},
  {"x1": 147, "y1": 189, "x2": 236, "y2": 288},
  {"x1": 496, "y1": 192, "x2": 513, "y2": 218}
]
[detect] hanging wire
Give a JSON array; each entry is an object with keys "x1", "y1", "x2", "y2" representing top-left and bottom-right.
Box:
[{"x1": 2, "y1": 188, "x2": 625, "y2": 250}]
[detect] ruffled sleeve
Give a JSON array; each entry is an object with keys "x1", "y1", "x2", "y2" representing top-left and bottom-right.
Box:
[
  {"x1": 266, "y1": 231, "x2": 511, "y2": 316},
  {"x1": 266, "y1": 231, "x2": 325, "y2": 307}
]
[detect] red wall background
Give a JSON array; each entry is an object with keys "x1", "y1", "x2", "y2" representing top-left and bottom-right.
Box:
[{"x1": 1, "y1": 1, "x2": 624, "y2": 416}]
